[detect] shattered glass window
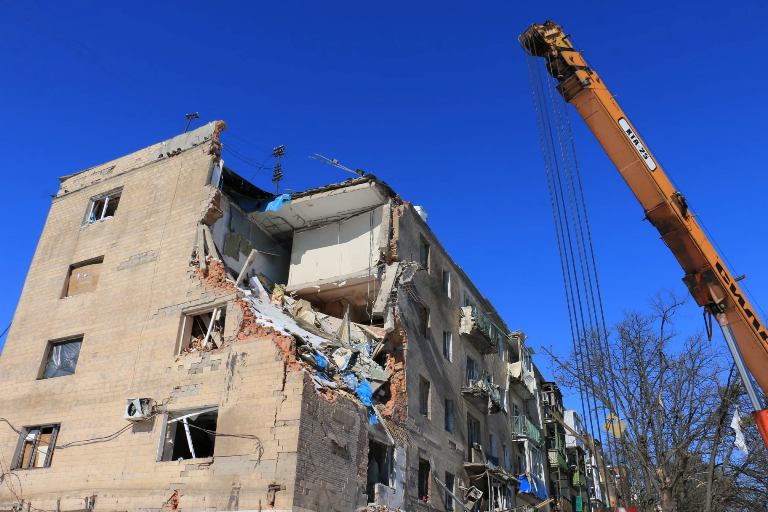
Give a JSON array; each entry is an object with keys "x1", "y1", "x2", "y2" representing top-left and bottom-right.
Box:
[
  {"x1": 86, "y1": 189, "x2": 122, "y2": 223},
  {"x1": 41, "y1": 337, "x2": 83, "y2": 379}
]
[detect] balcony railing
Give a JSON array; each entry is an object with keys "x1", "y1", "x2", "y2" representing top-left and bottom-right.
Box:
[
  {"x1": 459, "y1": 305, "x2": 501, "y2": 353},
  {"x1": 510, "y1": 415, "x2": 542, "y2": 446},
  {"x1": 461, "y1": 378, "x2": 503, "y2": 414},
  {"x1": 508, "y1": 360, "x2": 536, "y2": 399},
  {"x1": 548, "y1": 448, "x2": 569, "y2": 471}
]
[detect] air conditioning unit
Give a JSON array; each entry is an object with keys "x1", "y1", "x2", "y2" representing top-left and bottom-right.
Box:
[{"x1": 124, "y1": 398, "x2": 153, "y2": 421}]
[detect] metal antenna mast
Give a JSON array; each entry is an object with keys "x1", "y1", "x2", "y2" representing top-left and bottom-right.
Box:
[
  {"x1": 310, "y1": 154, "x2": 366, "y2": 176},
  {"x1": 272, "y1": 145, "x2": 286, "y2": 194},
  {"x1": 184, "y1": 112, "x2": 200, "y2": 133}
]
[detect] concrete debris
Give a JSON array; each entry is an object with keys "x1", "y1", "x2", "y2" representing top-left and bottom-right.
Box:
[{"x1": 186, "y1": 252, "x2": 395, "y2": 422}]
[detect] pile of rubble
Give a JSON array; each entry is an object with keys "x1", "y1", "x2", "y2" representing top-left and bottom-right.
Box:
[{"x1": 188, "y1": 250, "x2": 397, "y2": 425}]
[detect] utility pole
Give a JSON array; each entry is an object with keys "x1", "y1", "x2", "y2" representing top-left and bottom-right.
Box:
[
  {"x1": 184, "y1": 112, "x2": 200, "y2": 133},
  {"x1": 272, "y1": 145, "x2": 286, "y2": 194}
]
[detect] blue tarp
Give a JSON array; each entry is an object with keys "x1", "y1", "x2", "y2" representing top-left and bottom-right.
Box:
[
  {"x1": 518, "y1": 474, "x2": 549, "y2": 501},
  {"x1": 314, "y1": 353, "x2": 328, "y2": 369},
  {"x1": 355, "y1": 379, "x2": 373, "y2": 407},
  {"x1": 341, "y1": 373, "x2": 358, "y2": 389},
  {"x1": 262, "y1": 194, "x2": 291, "y2": 212}
]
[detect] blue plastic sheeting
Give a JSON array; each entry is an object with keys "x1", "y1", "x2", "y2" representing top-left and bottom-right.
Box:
[
  {"x1": 518, "y1": 474, "x2": 548, "y2": 501},
  {"x1": 368, "y1": 409, "x2": 379, "y2": 425},
  {"x1": 341, "y1": 373, "x2": 358, "y2": 389},
  {"x1": 355, "y1": 379, "x2": 373, "y2": 407},
  {"x1": 314, "y1": 353, "x2": 328, "y2": 369},
  {"x1": 262, "y1": 194, "x2": 291, "y2": 212}
]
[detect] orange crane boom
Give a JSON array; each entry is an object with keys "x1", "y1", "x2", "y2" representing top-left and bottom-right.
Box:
[{"x1": 520, "y1": 21, "x2": 768, "y2": 447}]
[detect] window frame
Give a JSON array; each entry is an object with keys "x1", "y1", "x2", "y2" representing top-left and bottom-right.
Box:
[
  {"x1": 13, "y1": 424, "x2": 60, "y2": 470},
  {"x1": 158, "y1": 406, "x2": 219, "y2": 462},
  {"x1": 419, "y1": 377, "x2": 431, "y2": 418},
  {"x1": 419, "y1": 236, "x2": 431, "y2": 273},
  {"x1": 444, "y1": 471, "x2": 455, "y2": 511},
  {"x1": 176, "y1": 304, "x2": 228, "y2": 354},
  {"x1": 38, "y1": 335, "x2": 84, "y2": 380},
  {"x1": 85, "y1": 188, "x2": 123, "y2": 224},
  {"x1": 61, "y1": 256, "x2": 104, "y2": 298},
  {"x1": 442, "y1": 331, "x2": 453, "y2": 361},
  {"x1": 444, "y1": 399, "x2": 455, "y2": 433},
  {"x1": 441, "y1": 269, "x2": 451, "y2": 298}
]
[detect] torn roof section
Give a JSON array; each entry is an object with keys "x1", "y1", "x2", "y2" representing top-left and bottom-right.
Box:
[{"x1": 221, "y1": 169, "x2": 396, "y2": 242}]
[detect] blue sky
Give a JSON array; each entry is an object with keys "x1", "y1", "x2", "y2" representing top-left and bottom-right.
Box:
[{"x1": 2, "y1": 0, "x2": 766, "y2": 393}]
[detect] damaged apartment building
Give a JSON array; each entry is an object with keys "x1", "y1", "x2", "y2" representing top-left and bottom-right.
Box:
[{"x1": 0, "y1": 122, "x2": 558, "y2": 512}]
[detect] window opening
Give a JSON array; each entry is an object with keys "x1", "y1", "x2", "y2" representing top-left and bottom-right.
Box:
[
  {"x1": 161, "y1": 408, "x2": 218, "y2": 461},
  {"x1": 86, "y1": 189, "x2": 122, "y2": 223},
  {"x1": 419, "y1": 237, "x2": 430, "y2": 272},
  {"x1": 62, "y1": 257, "x2": 104, "y2": 297},
  {"x1": 442, "y1": 269, "x2": 451, "y2": 297},
  {"x1": 442, "y1": 331, "x2": 452, "y2": 361},
  {"x1": 15, "y1": 425, "x2": 59, "y2": 469},
  {"x1": 467, "y1": 414, "x2": 481, "y2": 450},
  {"x1": 366, "y1": 440, "x2": 392, "y2": 501},
  {"x1": 179, "y1": 307, "x2": 226, "y2": 352},
  {"x1": 419, "y1": 377, "x2": 430, "y2": 418},
  {"x1": 465, "y1": 355, "x2": 478, "y2": 385},
  {"x1": 444, "y1": 399, "x2": 455, "y2": 433},
  {"x1": 489, "y1": 433, "x2": 498, "y2": 465},
  {"x1": 421, "y1": 306, "x2": 430, "y2": 341},
  {"x1": 41, "y1": 337, "x2": 83, "y2": 379},
  {"x1": 418, "y1": 458, "x2": 431, "y2": 502},
  {"x1": 445, "y1": 472, "x2": 455, "y2": 511}
]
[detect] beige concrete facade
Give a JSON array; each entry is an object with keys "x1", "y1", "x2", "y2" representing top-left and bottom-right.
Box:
[{"x1": 0, "y1": 123, "x2": 557, "y2": 512}]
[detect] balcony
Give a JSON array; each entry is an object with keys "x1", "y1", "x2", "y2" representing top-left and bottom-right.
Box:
[
  {"x1": 459, "y1": 305, "x2": 499, "y2": 354},
  {"x1": 508, "y1": 360, "x2": 536, "y2": 399},
  {"x1": 548, "y1": 448, "x2": 569, "y2": 471},
  {"x1": 461, "y1": 378, "x2": 503, "y2": 414},
  {"x1": 572, "y1": 470, "x2": 586, "y2": 488},
  {"x1": 510, "y1": 415, "x2": 542, "y2": 446}
]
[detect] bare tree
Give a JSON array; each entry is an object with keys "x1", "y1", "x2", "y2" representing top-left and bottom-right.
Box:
[{"x1": 547, "y1": 293, "x2": 766, "y2": 512}]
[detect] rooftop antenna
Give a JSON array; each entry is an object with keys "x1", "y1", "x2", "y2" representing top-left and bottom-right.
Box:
[
  {"x1": 310, "y1": 154, "x2": 366, "y2": 177},
  {"x1": 184, "y1": 112, "x2": 200, "y2": 133},
  {"x1": 272, "y1": 145, "x2": 286, "y2": 194}
]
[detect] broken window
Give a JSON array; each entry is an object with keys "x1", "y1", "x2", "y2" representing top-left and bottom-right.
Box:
[
  {"x1": 465, "y1": 355, "x2": 478, "y2": 385},
  {"x1": 62, "y1": 257, "x2": 103, "y2": 297},
  {"x1": 366, "y1": 440, "x2": 391, "y2": 501},
  {"x1": 14, "y1": 425, "x2": 59, "y2": 469},
  {"x1": 444, "y1": 399, "x2": 455, "y2": 433},
  {"x1": 161, "y1": 407, "x2": 218, "y2": 461},
  {"x1": 419, "y1": 377, "x2": 430, "y2": 418},
  {"x1": 40, "y1": 337, "x2": 82, "y2": 379},
  {"x1": 442, "y1": 331, "x2": 452, "y2": 361},
  {"x1": 419, "y1": 236, "x2": 430, "y2": 272},
  {"x1": 444, "y1": 472, "x2": 455, "y2": 511},
  {"x1": 442, "y1": 269, "x2": 451, "y2": 298},
  {"x1": 86, "y1": 189, "x2": 122, "y2": 223},
  {"x1": 418, "y1": 458, "x2": 430, "y2": 502},
  {"x1": 178, "y1": 307, "x2": 227, "y2": 353}
]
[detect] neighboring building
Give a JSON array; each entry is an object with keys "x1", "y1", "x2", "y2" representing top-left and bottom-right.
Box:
[{"x1": 0, "y1": 123, "x2": 576, "y2": 512}]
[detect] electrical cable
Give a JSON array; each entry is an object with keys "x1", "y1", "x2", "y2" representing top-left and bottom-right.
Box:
[{"x1": 0, "y1": 322, "x2": 11, "y2": 340}]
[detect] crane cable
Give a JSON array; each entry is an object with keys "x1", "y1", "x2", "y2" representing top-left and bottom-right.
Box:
[{"x1": 522, "y1": 40, "x2": 632, "y2": 504}]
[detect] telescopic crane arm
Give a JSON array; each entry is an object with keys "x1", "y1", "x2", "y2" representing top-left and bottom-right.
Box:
[{"x1": 520, "y1": 21, "x2": 768, "y2": 447}]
